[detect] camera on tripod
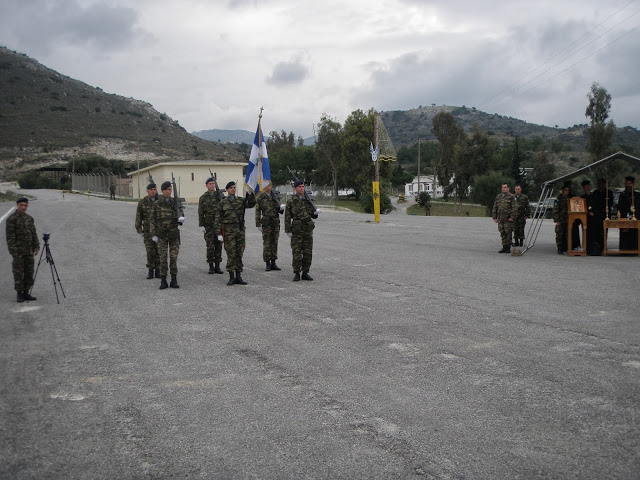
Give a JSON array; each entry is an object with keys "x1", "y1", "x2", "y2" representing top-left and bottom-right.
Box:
[
  {"x1": 43, "y1": 232, "x2": 51, "y2": 242},
  {"x1": 33, "y1": 231, "x2": 65, "y2": 303}
]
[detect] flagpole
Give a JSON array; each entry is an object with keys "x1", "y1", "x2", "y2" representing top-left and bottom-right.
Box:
[{"x1": 258, "y1": 107, "x2": 264, "y2": 193}]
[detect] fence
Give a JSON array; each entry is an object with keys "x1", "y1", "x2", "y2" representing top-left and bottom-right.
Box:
[{"x1": 71, "y1": 173, "x2": 132, "y2": 197}]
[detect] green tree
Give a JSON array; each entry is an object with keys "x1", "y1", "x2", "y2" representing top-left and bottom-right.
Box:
[
  {"x1": 528, "y1": 150, "x2": 556, "y2": 200},
  {"x1": 431, "y1": 111, "x2": 464, "y2": 198},
  {"x1": 585, "y1": 82, "x2": 616, "y2": 160},
  {"x1": 339, "y1": 108, "x2": 376, "y2": 199},
  {"x1": 452, "y1": 123, "x2": 496, "y2": 201},
  {"x1": 471, "y1": 172, "x2": 515, "y2": 215},
  {"x1": 314, "y1": 114, "x2": 343, "y2": 197}
]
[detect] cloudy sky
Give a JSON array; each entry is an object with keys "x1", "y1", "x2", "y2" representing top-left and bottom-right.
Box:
[{"x1": 1, "y1": 0, "x2": 639, "y2": 137}]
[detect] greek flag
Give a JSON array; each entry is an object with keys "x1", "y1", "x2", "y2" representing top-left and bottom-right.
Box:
[
  {"x1": 244, "y1": 121, "x2": 271, "y2": 195},
  {"x1": 370, "y1": 142, "x2": 379, "y2": 162}
]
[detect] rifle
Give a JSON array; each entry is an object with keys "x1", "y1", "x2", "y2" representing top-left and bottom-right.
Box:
[
  {"x1": 209, "y1": 168, "x2": 224, "y2": 201},
  {"x1": 287, "y1": 166, "x2": 317, "y2": 214},
  {"x1": 171, "y1": 172, "x2": 185, "y2": 223},
  {"x1": 147, "y1": 171, "x2": 154, "y2": 186}
]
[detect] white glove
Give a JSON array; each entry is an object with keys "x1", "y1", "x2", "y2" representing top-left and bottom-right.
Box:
[
  {"x1": 178, "y1": 216, "x2": 185, "y2": 224},
  {"x1": 217, "y1": 235, "x2": 223, "y2": 242},
  {"x1": 152, "y1": 236, "x2": 158, "y2": 243},
  {"x1": 139, "y1": 233, "x2": 144, "y2": 237},
  {"x1": 315, "y1": 210, "x2": 321, "y2": 216},
  {"x1": 287, "y1": 232, "x2": 292, "y2": 238},
  {"x1": 200, "y1": 226, "x2": 206, "y2": 233},
  {"x1": 257, "y1": 226, "x2": 263, "y2": 232},
  {"x1": 280, "y1": 204, "x2": 286, "y2": 213}
]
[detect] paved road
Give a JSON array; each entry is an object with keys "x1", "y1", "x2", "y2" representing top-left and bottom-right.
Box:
[{"x1": 1, "y1": 189, "x2": 638, "y2": 479}]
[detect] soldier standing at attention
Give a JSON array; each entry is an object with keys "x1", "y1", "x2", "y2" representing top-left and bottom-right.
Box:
[
  {"x1": 109, "y1": 183, "x2": 116, "y2": 200},
  {"x1": 553, "y1": 183, "x2": 572, "y2": 254},
  {"x1": 512, "y1": 184, "x2": 530, "y2": 247},
  {"x1": 151, "y1": 181, "x2": 184, "y2": 289},
  {"x1": 198, "y1": 177, "x2": 224, "y2": 275},
  {"x1": 255, "y1": 184, "x2": 284, "y2": 271},
  {"x1": 215, "y1": 181, "x2": 256, "y2": 286},
  {"x1": 492, "y1": 183, "x2": 516, "y2": 253},
  {"x1": 285, "y1": 180, "x2": 318, "y2": 281},
  {"x1": 6, "y1": 198, "x2": 39, "y2": 303},
  {"x1": 135, "y1": 182, "x2": 160, "y2": 279}
]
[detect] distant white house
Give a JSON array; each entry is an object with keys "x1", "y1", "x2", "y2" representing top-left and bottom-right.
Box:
[{"x1": 404, "y1": 175, "x2": 446, "y2": 198}]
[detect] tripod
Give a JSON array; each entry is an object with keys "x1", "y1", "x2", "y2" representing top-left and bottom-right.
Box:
[{"x1": 32, "y1": 235, "x2": 66, "y2": 304}]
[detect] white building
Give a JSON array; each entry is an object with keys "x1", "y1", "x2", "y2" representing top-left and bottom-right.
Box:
[
  {"x1": 404, "y1": 175, "x2": 446, "y2": 198},
  {"x1": 129, "y1": 160, "x2": 246, "y2": 202}
]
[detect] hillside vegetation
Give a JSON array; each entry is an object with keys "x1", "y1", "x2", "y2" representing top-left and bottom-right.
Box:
[{"x1": 0, "y1": 47, "x2": 244, "y2": 179}]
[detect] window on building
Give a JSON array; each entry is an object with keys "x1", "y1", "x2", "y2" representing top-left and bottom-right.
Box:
[{"x1": 191, "y1": 173, "x2": 194, "y2": 181}]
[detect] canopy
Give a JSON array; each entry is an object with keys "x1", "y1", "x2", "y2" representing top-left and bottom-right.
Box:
[{"x1": 521, "y1": 151, "x2": 640, "y2": 255}]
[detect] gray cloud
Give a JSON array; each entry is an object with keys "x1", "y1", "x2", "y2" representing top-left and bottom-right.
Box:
[
  {"x1": 266, "y1": 58, "x2": 310, "y2": 86},
  {"x1": 0, "y1": 0, "x2": 148, "y2": 56}
]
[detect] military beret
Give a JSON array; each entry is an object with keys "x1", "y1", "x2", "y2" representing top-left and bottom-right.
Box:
[
  {"x1": 16, "y1": 197, "x2": 28, "y2": 204},
  {"x1": 293, "y1": 180, "x2": 304, "y2": 187},
  {"x1": 146, "y1": 182, "x2": 156, "y2": 190},
  {"x1": 225, "y1": 181, "x2": 236, "y2": 189},
  {"x1": 205, "y1": 177, "x2": 215, "y2": 185},
  {"x1": 160, "y1": 181, "x2": 172, "y2": 191},
  {"x1": 581, "y1": 180, "x2": 590, "y2": 187},
  {"x1": 625, "y1": 176, "x2": 635, "y2": 183}
]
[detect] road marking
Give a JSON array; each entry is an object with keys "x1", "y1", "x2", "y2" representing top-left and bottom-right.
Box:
[
  {"x1": 14, "y1": 305, "x2": 41, "y2": 313},
  {"x1": 0, "y1": 206, "x2": 16, "y2": 224},
  {"x1": 50, "y1": 392, "x2": 87, "y2": 401},
  {"x1": 622, "y1": 361, "x2": 640, "y2": 369}
]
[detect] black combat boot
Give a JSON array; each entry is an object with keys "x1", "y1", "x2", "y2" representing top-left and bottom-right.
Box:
[
  {"x1": 301, "y1": 272, "x2": 313, "y2": 281},
  {"x1": 170, "y1": 274, "x2": 179, "y2": 288},
  {"x1": 520, "y1": 238, "x2": 524, "y2": 247},
  {"x1": 155, "y1": 269, "x2": 161, "y2": 278},
  {"x1": 227, "y1": 272, "x2": 235, "y2": 286},
  {"x1": 16, "y1": 291, "x2": 24, "y2": 303},
  {"x1": 208, "y1": 263, "x2": 215, "y2": 274},
  {"x1": 214, "y1": 263, "x2": 223, "y2": 274},
  {"x1": 498, "y1": 245, "x2": 507, "y2": 253},
  {"x1": 270, "y1": 260, "x2": 281, "y2": 271},
  {"x1": 265, "y1": 262, "x2": 272, "y2": 271},
  {"x1": 22, "y1": 290, "x2": 37, "y2": 301},
  {"x1": 147, "y1": 268, "x2": 154, "y2": 279},
  {"x1": 235, "y1": 273, "x2": 247, "y2": 285},
  {"x1": 293, "y1": 272, "x2": 301, "y2": 282},
  {"x1": 159, "y1": 276, "x2": 168, "y2": 289}
]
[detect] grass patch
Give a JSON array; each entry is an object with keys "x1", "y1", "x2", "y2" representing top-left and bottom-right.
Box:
[
  {"x1": 0, "y1": 190, "x2": 27, "y2": 203},
  {"x1": 327, "y1": 198, "x2": 365, "y2": 213},
  {"x1": 407, "y1": 201, "x2": 488, "y2": 217}
]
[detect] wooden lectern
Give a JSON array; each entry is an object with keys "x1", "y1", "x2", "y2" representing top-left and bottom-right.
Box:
[{"x1": 568, "y1": 197, "x2": 587, "y2": 256}]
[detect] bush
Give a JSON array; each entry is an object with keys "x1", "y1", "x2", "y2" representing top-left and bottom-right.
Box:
[
  {"x1": 17, "y1": 172, "x2": 60, "y2": 189},
  {"x1": 360, "y1": 191, "x2": 392, "y2": 214}
]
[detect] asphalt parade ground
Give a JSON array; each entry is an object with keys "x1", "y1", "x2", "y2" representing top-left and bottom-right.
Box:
[{"x1": 1, "y1": 188, "x2": 638, "y2": 479}]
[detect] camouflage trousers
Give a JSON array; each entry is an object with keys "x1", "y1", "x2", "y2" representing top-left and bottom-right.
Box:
[
  {"x1": 203, "y1": 227, "x2": 222, "y2": 263},
  {"x1": 157, "y1": 237, "x2": 179, "y2": 276},
  {"x1": 261, "y1": 223, "x2": 280, "y2": 262},
  {"x1": 513, "y1": 218, "x2": 526, "y2": 240},
  {"x1": 143, "y1": 235, "x2": 160, "y2": 269},
  {"x1": 555, "y1": 222, "x2": 568, "y2": 251},
  {"x1": 223, "y1": 227, "x2": 245, "y2": 273},
  {"x1": 12, "y1": 254, "x2": 35, "y2": 291},
  {"x1": 497, "y1": 220, "x2": 513, "y2": 245},
  {"x1": 291, "y1": 231, "x2": 313, "y2": 273}
]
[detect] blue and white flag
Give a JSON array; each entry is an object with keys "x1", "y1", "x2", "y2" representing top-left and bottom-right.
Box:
[
  {"x1": 244, "y1": 121, "x2": 271, "y2": 195},
  {"x1": 370, "y1": 142, "x2": 379, "y2": 163}
]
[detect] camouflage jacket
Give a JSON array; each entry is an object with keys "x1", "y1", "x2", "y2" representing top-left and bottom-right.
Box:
[
  {"x1": 255, "y1": 191, "x2": 282, "y2": 227},
  {"x1": 198, "y1": 191, "x2": 222, "y2": 228},
  {"x1": 150, "y1": 196, "x2": 184, "y2": 240},
  {"x1": 285, "y1": 196, "x2": 318, "y2": 234},
  {"x1": 215, "y1": 194, "x2": 256, "y2": 235},
  {"x1": 552, "y1": 194, "x2": 570, "y2": 223},
  {"x1": 135, "y1": 195, "x2": 159, "y2": 235},
  {"x1": 492, "y1": 193, "x2": 517, "y2": 221},
  {"x1": 513, "y1": 194, "x2": 530, "y2": 219},
  {"x1": 6, "y1": 211, "x2": 39, "y2": 256}
]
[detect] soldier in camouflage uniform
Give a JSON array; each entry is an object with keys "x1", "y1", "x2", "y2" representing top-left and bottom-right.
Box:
[
  {"x1": 198, "y1": 177, "x2": 224, "y2": 274},
  {"x1": 255, "y1": 184, "x2": 284, "y2": 271},
  {"x1": 512, "y1": 185, "x2": 530, "y2": 247},
  {"x1": 215, "y1": 181, "x2": 256, "y2": 285},
  {"x1": 150, "y1": 181, "x2": 184, "y2": 289},
  {"x1": 285, "y1": 180, "x2": 319, "y2": 281},
  {"x1": 6, "y1": 198, "x2": 39, "y2": 302},
  {"x1": 135, "y1": 182, "x2": 160, "y2": 279},
  {"x1": 492, "y1": 183, "x2": 517, "y2": 253},
  {"x1": 553, "y1": 184, "x2": 571, "y2": 254}
]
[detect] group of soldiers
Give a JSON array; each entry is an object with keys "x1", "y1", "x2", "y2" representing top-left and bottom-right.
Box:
[
  {"x1": 553, "y1": 176, "x2": 638, "y2": 255},
  {"x1": 135, "y1": 177, "x2": 319, "y2": 289},
  {"x1": 492, "y1": 183, "x2": 531, "y2": 253}
]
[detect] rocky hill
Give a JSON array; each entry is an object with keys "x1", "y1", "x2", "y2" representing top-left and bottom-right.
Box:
[
  {"x1": 0, "y1": 47, "x2": 244, "y2": 179},
  {"x1": 379, "y1": 104, "x2": 640, "y2": 153}
]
